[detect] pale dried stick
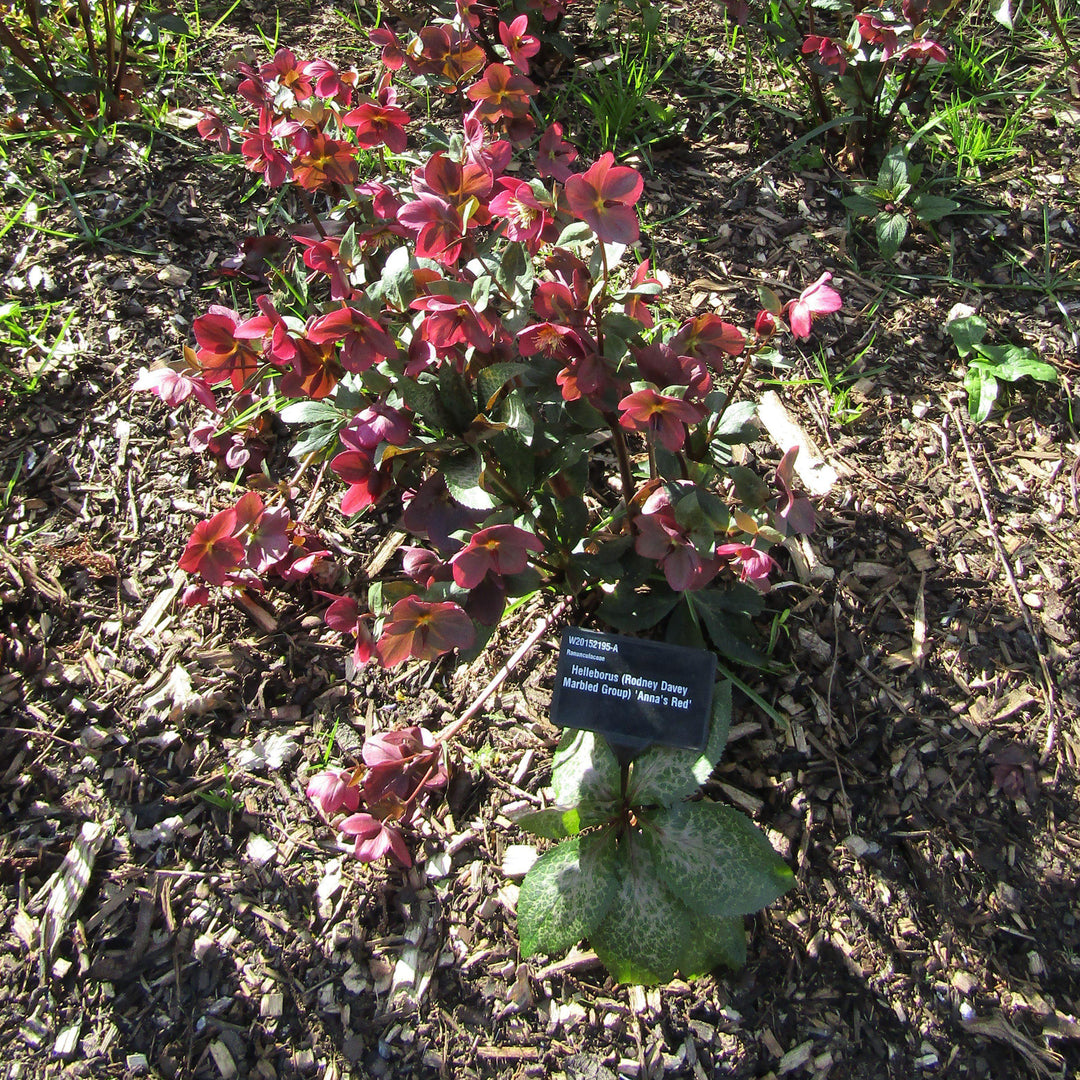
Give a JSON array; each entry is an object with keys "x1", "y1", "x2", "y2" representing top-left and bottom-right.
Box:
[
  {"x1": 436, "y1": 598, "x2": 571, "y2": 745},
  {"x1": 946, "y1": 403, "x2": 1058, "y2": 763}
]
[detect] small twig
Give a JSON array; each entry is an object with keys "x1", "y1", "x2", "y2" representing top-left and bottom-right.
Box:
[
  {"x1": 946, "y1": 403, "x2": 1058, "y2": 763},
  {"x1": 0, "y1": 726, "x2": 83, "y2": 750},
  {"x1": 436, "y1": 598, "x2": 571, "y2": 745}
]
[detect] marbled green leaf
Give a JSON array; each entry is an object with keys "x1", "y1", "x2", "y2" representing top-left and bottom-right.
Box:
[
  {"x1": 589, "y1": 839, "x2": 690, "y2": 985},
  {"x1": 513, "y1": 804, "x2": 616, "y2": 840},
  {"x1": 517, "y1": 831, "x2": 619, "y2": 958},
  {"x1": 677, "y1": 910, "x2": 746, "y2": 976},
  {"x1": 626, "y1": 680, "x2": 732, "y2": 806},
  {"x1": 551, "y1": 729, "x2": 622, "y2": 808},
  {"x1": 641, "y1": 801, "x2": 794, "y2": 917}
]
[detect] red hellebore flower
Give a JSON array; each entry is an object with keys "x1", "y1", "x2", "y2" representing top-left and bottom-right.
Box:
[
  {"x1": 317, "y1": 591, "x2": 376, "y2": 667},
  {"x1": 498, "y1": 15, "x2": 541, "y2": 74},
  {"x1": 465, "y1": 63, "x2": 538, "y2": 125},
  {"x1": 233, "y1": 490, "x2": 292, "y2": 574},
  {"x1": 450, "y1": 524, "x2": 544, "y2": 589},
  {"x1": 193, "y1": 305, "x2": 263, "y2": 391},
  {"x1": 307, "y1": 768, "x2": 361, "y2": 818},
  {"x1": 898, "y1": 38, "x2": 947, "y2": 63},
  {"x1": 563, "y1": 153, "x2": 643, "y2": 244},
  {"x1": 536, "y1": 122, "x2": 577, "y2": 182},
  {"x1": 178, "y1": 506, "x2": 244, "y2": 586},
  {"x1": 306, "y1": 306, "x2": 397, "y2": 373},
  {"x1": 339, "y1": 812, "x2": 412, "y2": 865},
  {"x1": 375, "y1": 596, "x2": 475, "y2": 668},
  {"x1": 618, "y1": 388, "x2": 704, "y2": 452},
  {"x1": 801, "y1": 34, "x2": 848, "y2": 74},
  {"x1": 343, "y1": 98, "x2": 411, "y2": 154},
  {"x1": 784, "y1": 272, "x2": 842, "y2": 340},
  {"x1": 855, "y1": 14, "x2": 898, "y2": 61},
  {"x1": 715, "y1": 543, "x2": 778, "y2": 592},
  {"x1": 331, "y1": 447, "x2": 390, "y2": 515},
  {"x1": 133, "y1": 365, "x2": 217, "y2": 411}
]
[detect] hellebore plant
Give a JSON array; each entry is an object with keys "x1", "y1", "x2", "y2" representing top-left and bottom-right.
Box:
[
  {"x1": 945, "y1": 309, "x2": 1058, "y2": 423},
  {"x1": 754, "y1": 0, "x2": 952, "y2": 168},
  {"x1": 515, "y1": 682, "x2": 793, "y2": 983},
  {"x1": 136, "y1": 34, "x2": 844, "y2": 920},
  {"x1": 841, "y1": 145, "x2": 959, "y2": 259}
]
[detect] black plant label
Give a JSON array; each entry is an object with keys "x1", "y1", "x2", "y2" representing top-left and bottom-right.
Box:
[{"x1": 551, "y1": 629, "x2": 716, "y2": 751}]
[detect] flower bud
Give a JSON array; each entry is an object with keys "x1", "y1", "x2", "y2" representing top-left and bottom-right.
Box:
[{"x1": 754, "y1": 310, "x2": 777, "y2": 339}]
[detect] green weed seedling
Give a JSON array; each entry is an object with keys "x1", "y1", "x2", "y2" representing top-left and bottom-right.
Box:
[
  {"x1": 515, "y1": 683, "x2": 792, "y2": 984},
  {"x1": 842, "y1": 145, "x2": 959, "y2": 260},
  {"x1": 945, "y1": 309, "x2": 1058, "y2": 423}
]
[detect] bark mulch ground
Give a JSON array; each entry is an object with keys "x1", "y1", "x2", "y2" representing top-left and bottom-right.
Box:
[{"x1": 1, "y1": 3, "x2": 1079, "y2": 1078}]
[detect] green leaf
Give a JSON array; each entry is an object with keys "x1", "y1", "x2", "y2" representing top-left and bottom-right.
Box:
[
  {"x1": 945, "y1": 314, "x2": 987, "y2": 357},
  {"x1": 589, "y1": 840, "x2": 688, "y2": 984},
  {"x1": 598, "y1": 584, "x2": 681, "y2": 633},
  {"x1": 677, "y1": 910, "x2": 746, "y2": 976},
  {"x1": 476, "y1": 363, "x2": 529, "y2": 410},
  {"x1": 976, "y1": 345, "x2": 1057, "y2": 384},
  {"x1": 513, "y1": 805, "x2": 613, "y2": 839},
  {"x1": 555, "y1": 221, "x2": 594, "y2": 247},
  {"x1": 382, "y1": 245, "x2": 417, "y2": 309},
  {"x1": 626, "y1": 679, "x2": 732, "y2": 806},
  {"x1": 393, "y1": 375, "x2": 449, "y2": 427},
  {"x1": 438, "y1": 366, "x2": 479, "y2": 431},
  {"x1": 692, "y1": 582, "x2": 766, "y2": 618},
  {"x1": 694, "y1": 603, "x2": 771, "y2": 668},
  {"x1": 443, "y1": 450, "x2": 496, "y2": 510},
  {"x1": 495, "y1": 242, "x2": 534, "y2": 305},
  {"x1": 875, "y1": 212, "x2": 908, "y2": 260},
  {"x1": 727, "y1": 465, "x2": 772, "y2": 508},
  {"x1": 757, "y1": 285, "x2": 782, "y2": 316},
  {"x1": 641, "y1": 801, "x2": 794, "y2": 916},
  {"x1": 914, "y1": 194, "x2": 959, "y2": 223},
  {"x1": 965, "y1": 365, "x2": 998, "y2": 423},
  {"x1": 551, "y1": 729, "x2": 622, "y2": 807},
  {"x1": 713, "y1": 401, "x2": 758, "y2": 442},
  {"x1": 500, "y1": 389, "x2": 535, "y2": 439},
  {"x1": 841, "y1": 194, "x2": 883, "y2": 217},
  {"x1": 992, "y1": 0, "x2": 1013, "y2": 28},
  {"x1": 278, "y1": 400, "x2": 342, "y2": 424},
  {"x1": 288, "y1": 421, "x2": 339, "y2": 459},
  {"x1": 517, "y1": 831, "x2": 620, "y2": 958},
  {"x1": 876, "y1": 145, "x2": 909, "y2": 192}
]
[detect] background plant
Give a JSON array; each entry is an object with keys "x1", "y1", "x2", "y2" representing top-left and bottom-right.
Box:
[
  {"x1": 945, "y1": 308, "x2": 1058, "y2": 423},
  {"x1": 0, "y1": 0, "x2": 192, "y2": 127},
  {"x1": 842, "y1": 144, "x2": 958, "y2": 259}
]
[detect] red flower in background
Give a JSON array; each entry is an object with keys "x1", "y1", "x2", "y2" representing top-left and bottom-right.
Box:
[
  {"x1": 450, "y1": 524, "x2": 543, "y2": 588},
  {"x1": 498, "y1": 15, "x2": 541, "y2": 74},
  {"x1": 133, "y1": 365, "x2": 218, "y2": 411},
  {"x1": 339, "y1": 812, "x2": 412, "y2": 865},
  {"x1": 375, "y1": 596, "x2": 475, "y2": 667},
  {"x1": 536, "y1": 122, "x2": 577, "y2": 182},
  {"x1": 306, "y1": 306, "x2": 398, "y2": 372},
  {"x1": 193, "y1": 305, "x2": 263, "y2": 391},
  {"x1": 784, "y1": 272, "x2": 842, "y2": 339},
  {"x1": 801, "y1": 35, "x2": 848, "y2": 74},
  {"x1": 178, "y1": 506, "x2": 244, "y2": 586},
  {"x1": 618, "y1": 388, "x2": 704, "y2": 451},
  {"x1": 563, "y1": 153, "x2": 643, "y2": 244}
]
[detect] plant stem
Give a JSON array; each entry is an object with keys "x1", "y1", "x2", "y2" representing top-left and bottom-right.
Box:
[
  {"x1": 293, "y1": 185, "x2": 328, "y2": 240},
  {"x1": 706, "y1": 349, "x2": 756, "y2": 443},
  {"x1": 1030, "y1": 0, "x2": 1080, "y2": 89},
  {"x1": 607, "y1": 418, "x2": 637, "y2": 520}
]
